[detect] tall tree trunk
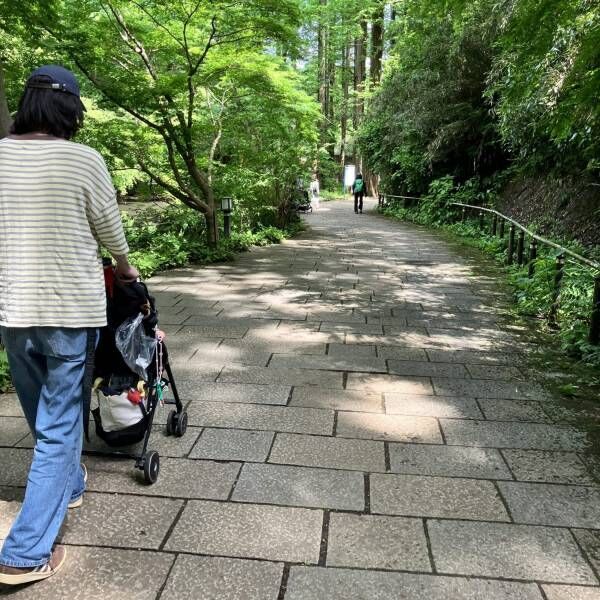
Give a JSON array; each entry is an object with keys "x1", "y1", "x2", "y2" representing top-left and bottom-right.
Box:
[
  {"x1": 317, "y1": 0, "x2": 329, "y2": 145},
  {"x1": 371, "y1": 5, "x2": 385, "y2": 85},
  {"x1": 340, "y1": 39, "x2": 350, "y2": 174},
  {"x1": 353, "y1": 19, "x2": 367, "y2": 170},
  {"x1": 365, "y1": 4, "x2": 385, "y2": 198},
  {"x1": 0, "y1": 63, "x2": 11, "y2": 138}
]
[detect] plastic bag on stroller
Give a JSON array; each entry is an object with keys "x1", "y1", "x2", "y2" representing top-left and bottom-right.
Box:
[{"x1": 115, "y1": 313, "x2": 157, "y2": 380}]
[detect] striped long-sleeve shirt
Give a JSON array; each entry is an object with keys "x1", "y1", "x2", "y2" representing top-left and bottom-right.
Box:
[{"x1": 0, "y1": 137, "x2": 129, "y2": 327}]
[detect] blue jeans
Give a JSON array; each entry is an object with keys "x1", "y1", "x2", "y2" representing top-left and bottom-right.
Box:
[{"x1": 0, "y1": 326, "x2": 96, "y2": 568}]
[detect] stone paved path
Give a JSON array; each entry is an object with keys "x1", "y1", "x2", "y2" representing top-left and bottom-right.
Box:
[{"x1": 1, "y1": 198, "x2": 600, "y2": 599}]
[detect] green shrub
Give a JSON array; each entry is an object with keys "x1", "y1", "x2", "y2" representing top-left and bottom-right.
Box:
[
  {"x1": 121, "y1": 204, "x2": 299, "y2": 279},
  {"x1": 0, "y1": 347, "x2": 11, "y2": 393}
]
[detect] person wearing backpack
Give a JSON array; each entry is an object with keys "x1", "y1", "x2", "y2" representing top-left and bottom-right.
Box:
[
  {"x1": 0, "y1": 65, "x2": 138, "y2": 586},
  {"x1": 353, "y1": 173, "x2": 366, "y2": 214}
]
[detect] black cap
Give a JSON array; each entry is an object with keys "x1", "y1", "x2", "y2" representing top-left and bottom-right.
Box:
[{"x1": 26, "y1": 65, "x2": 81, "y2": 98}]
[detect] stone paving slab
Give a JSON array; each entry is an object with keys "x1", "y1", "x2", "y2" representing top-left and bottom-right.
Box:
[
  {"x1": 326, "y1": 513, "x2": 431, "y2": 571},
  {"x1": 190, "y1": 345, "x2": 272, "y2": 367},
  {"x1": 174, "y1": 324, "x2": 250, "y2": 338},
  {"x1": 327, "y1": 343, "x2": 376, "y2": 357},
  {"x1": 345, "y1": 373, "x2": 434, "y2": 395},
  {"x1": 184, "y1": 382, "x2": 291, "y2": 406},
  {"x1": 185, "y1": 401, "x2": 334, "y2": 435},
  {"x1": 466, "y1": 364, "x2": 525, "y2": 380},
  {"x1": 290, "y1": 387, "x2": 384, "y2": 413},
  {"x1": 0, "y1": 393, "x2": 22, "y2": 417},
  {"x1": 572, "y1": 529, "x2": 600, "y2": 572},
  {"x1": 232, "y1": 463, "x2": 365, "y2": 510},
  {"x1": 269, "y1": 433, "x2": 385, "y2": 472},
  {"x1": 219, "y1": 365, "x2": 344, "y2": 388},
  {"x1": 220, "y1": 338, "x2": 327, "y2": 356},
  {"x1": 190, "y1": 428, "x2": 274, "y2": 462},
  {"x1": 0, "y1": 486, "x2": 22, "y2": 544},
  {"x1": 498, "y1": 481, "x2": 600, "y2": 528},
  {"x1": 319, "y1": 322, "x2": 384, "y2": 334},
  {"x1": 0, "y1": 417, "x2": 30, "y2": 446},
  {"x1": 375, "y1": 346, "x2": 429, "y2": 361},
  {"x1": 270, "y1": 354, "x2": 388, "y2": 374},
  {"x1": 285, "y1": 567, "x2": 544, "y2": 600},
  {"x1": 160, "y1": 555, "x2": 284, "y2": 600},
  {"x1": 84, "y1": 455, "x2": 240, "y2": 499},
  {"x1": 502, "y1": 450, "x2": 597, "y2": 485},
  {"x1": 387, "y1": 360, "x2": 469, "y2": 379},
  {"x1": 337, "y1": 411, "x2": 443, "y2": 444},
  {"x1": 428, "y1": 519, "x2": 597, "y2": 584},
  {"x1": 477, "y1": 399, "x2": 552, "y2": 423},
  {"x1": 60, "y1": 492, "x2": 182, "y2": 549},
  {"x1": 388, "y1": 443, "x2": 512, "y2": 479},
  {"x1": 433, "y1": 378, "x2": 549, "y2": 400},
  {"x1": 0, "y1": 546, "x2": 175, "y2": 600},
  {"x1": 164, "y1": 499, "x2": 323, "y2": 563},
  {"x1": 542, "y1": 586, "x2": 600, "y2": 600},
  {"x1": 441, "y1": 419, "x2": 588, "y2": 450},
  {"x1": 79, "y1": 427, "x2": 201, "y2": 459},
  {"x1": 0, "y1": 447, "x2": 32, "y2": 486},
  {"x1": 384, "y1": 393, "x2": 483, "y2": 419},
  {"x1": 371, "y1": 473, "x2": 509, "y2": 521}
]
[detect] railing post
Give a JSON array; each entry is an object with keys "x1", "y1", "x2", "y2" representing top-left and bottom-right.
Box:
[
  {"x1": 492, "y1": 215, "x2": 498, "y2": 236},
  {"x1": 548, "y1": 253, "x2": 566, "y2": 327},
  {"x1": 499, "y1": 219, "x2": 505, "y2": 239},
  {"x1": 479, "y1": 211, "x2": 484, "y2": 230},
  {"x1": 528, "y1": 238, "x2": 538, "y2": 278},
  {"x1": 507, "y1": 224, "x2": 516, "y2": 265},
  {"x1": 590, "y1": 275, "x2": 600, "y2": 345},
  {"x1": 517, "y1": 230, "x2": 525, "y2": 266},
  {"x1": 461, "y1": 207, "x2": 466, "y2": 223}
]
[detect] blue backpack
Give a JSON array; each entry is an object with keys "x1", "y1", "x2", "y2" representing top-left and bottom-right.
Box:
[{"x1": 354, "y1": 178, "x2": 364, "y2": 192}]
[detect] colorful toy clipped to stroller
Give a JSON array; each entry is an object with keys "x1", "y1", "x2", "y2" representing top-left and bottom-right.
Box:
[{"x1": 91, "y1": 259, "x2": 188, "y2": 484}]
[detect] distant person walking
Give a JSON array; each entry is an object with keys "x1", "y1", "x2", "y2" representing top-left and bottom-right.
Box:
[
  {"x1": 353, "y1": 173, "x2": 366, "y2": 214},
  {"x1": 310, "y1": 174, "x2": 320, "y2": 210},
  {"x1": 0, "y1": 65, "x2": 137, "y2": 586}
]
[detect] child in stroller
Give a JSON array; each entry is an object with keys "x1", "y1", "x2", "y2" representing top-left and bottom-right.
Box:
[{"x1": 90, "y1": 259, "x2": 188, "y2": 483}]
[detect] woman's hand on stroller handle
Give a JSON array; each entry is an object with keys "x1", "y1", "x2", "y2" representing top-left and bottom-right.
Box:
[{"x1": 113, "y1": 255, "x2": 139, "y2": 283}]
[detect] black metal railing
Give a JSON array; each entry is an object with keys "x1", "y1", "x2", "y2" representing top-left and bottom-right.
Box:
[{"x1": 378, "y1": 193, "x2": 600, "y2": 345}]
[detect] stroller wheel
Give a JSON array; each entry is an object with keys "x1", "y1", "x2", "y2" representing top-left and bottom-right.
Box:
[
  {"x1": 175, "y1": 411, "x2": 188, "y2": 438},
  {"x1": 143, "y1": 451, "x2": 160, "y2": 484},
  {"x1": 166, "y1": 410, "x2": 177, "y2": 436}
]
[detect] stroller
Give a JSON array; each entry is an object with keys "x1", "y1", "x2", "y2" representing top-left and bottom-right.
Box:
[
  {"x1": 291, "y1": 186, "x2": 312, "y2": 213},
  {"x1": 90, "y1": 259, "x2": 188, "y2": 484}
]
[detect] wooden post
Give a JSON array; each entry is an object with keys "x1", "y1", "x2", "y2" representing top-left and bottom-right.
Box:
[
  {"x1": 492, "y1": 215, "x2": 498, "y2": 236},
  {"x1": 548, "y1": 254, "x2": 566, "y2": 327},
  {"x1": 499, "y1": 219, "x2": 505, "y2": 239},
  {"x1": 528, "y1": 239, "x2": 538, "y2": 278},
  {"x1": 507, "y1": 224, "x2": 516, "y2": 265},
  {"x1": 590, "y1": 275, "x2": 600, "y2": 345},
  {"x1": 517, "y1": 231, "x2": 525, "y2": 266}
]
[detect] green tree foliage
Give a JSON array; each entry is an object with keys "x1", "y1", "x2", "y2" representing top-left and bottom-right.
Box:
[
  {"x1": 489, "y1": 0, "x2": 600, "y2": 174},
  {"x1": 361, "y1": 0, "x2": 600, "y2": 195},
  {"x1": 1, "y1": 0, "x2": 318, "y2": 241}
]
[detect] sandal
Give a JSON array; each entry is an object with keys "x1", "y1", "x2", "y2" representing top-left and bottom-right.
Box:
[
  {"x1": 0, "y1": 545, "x2": 67, "y2": 585},
  {"x1": 68, "y1": 464, "x2": 88, "y2": 509}
]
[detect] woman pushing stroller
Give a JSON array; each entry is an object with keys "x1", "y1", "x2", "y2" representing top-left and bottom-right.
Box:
[{"x1": 0, "y1": 65, "x2": 138, "y2": 586}]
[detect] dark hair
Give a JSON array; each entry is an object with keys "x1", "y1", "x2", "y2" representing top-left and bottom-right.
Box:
[{"x1": 10, "y1": 76, "x2": 85, "y2": 140}]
